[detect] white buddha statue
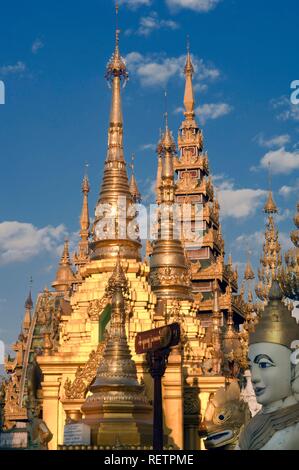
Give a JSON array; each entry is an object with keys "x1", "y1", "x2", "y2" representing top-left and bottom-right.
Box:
[{"x1": 238, "y1": 281, "x2": 299, "y2": 450}]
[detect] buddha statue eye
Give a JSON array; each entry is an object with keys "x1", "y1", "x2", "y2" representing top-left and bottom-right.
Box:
[{"x1": 259, "y1": 361, "x2": 273, "y2": 369}]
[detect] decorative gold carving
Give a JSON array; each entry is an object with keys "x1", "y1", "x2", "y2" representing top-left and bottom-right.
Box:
[
  {"x1": 150, "y1": 267, "x2": 191, "y2": 288},
  {"x1": 64, "y1": 342, "x2": 106, "y2": 400},
  {"x1": 87, "y1": 296, "x2": 110, "y2": 321}
]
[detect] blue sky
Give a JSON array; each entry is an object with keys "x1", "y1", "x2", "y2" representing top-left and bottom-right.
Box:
[{"x1": 0, "y1": 0, "x2": 299, "y2": 350}]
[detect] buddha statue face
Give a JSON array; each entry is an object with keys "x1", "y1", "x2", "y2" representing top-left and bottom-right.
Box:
[{"x1": 248, "y1": 342, "x2": 293, "y2": 406}]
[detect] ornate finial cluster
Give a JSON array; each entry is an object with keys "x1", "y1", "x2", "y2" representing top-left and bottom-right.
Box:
[
  {"x1": 255, "y1": 191, "x2": 282, "y2": 303},
  {"x1": 279, "y1": 202, "x2": 299, "y2": 300},
  {"x1": 105, "y1": 5, "x2": 128, "y2": 85}
]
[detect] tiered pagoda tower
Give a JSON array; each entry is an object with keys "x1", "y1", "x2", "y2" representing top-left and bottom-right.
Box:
[{"x1": 173, "y1": 48, "x2": 244, "y2": 327}]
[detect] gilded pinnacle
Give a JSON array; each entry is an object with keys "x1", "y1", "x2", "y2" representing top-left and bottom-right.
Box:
[
  {"x1": 244, "y1": 259, "x2": 255, "y2": 281},
  {"x1": 183, "y1": 47, "x2": 195, "y2": 119},
  {"x1": 24, "y1": 290, "x2": 33, "y2": 310},
  {"x1": 52, "y1": 240, "x2": 76, "y2": 292},
  {"x1": 264, "y1": 190, "x2": 278, "y2": 214}
]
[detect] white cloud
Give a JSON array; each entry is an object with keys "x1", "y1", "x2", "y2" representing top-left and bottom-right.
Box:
[
  {"x1": 279, "y1": 179, "x2": 299, "y2": 198},
  {"x1": 166, "y1": 0, "x2": 221, "y2": 12},
  {"x1": 235, "y1": 231, "x2": 264, "y2": 251},
  {"x1": 119, "y1": 0, "x2": 152, "y2": 9},
  {"x1": 125, "y1": 51, "x2": 220, "y2": 88},
  {"x1": 140, "y1": 143, "x2": 156, "y2": 151},
  {"x1": 272, "y1": 96, "x2": 299, "y2": 122},
  {"x1": 0, "y1": 221, "x2": 68, "y2": 266},
  {"x1": 128, "y1": 12, "x2": 179, "y2": 36},
  {"x1": 0, "y1": 61, "x2": 26, "y2": 76},
  {"x1": 276, "y1": 209, "x2": 292, "y2": 223},
  {"x1": 215, "y1": 177, "x2": 267, "y2": 219},
  {"x1": 254, "y1": 133, "x2": 291, "y2": 149},
  {"x1": 141, "y1": 178, "x2": 157, "y2": 202},
  {"x1": 195, "y1": 102, "x2": 232, "y2": 124},
  {"x1": 32, "y1": 38, "x2": 44, "y2": 54},
  {"x1": 259, "y1": 147, "x2": 299, "y2": 175},
  {"x1": 236, "y1": 231, "x2": 292, "y2": 254}
]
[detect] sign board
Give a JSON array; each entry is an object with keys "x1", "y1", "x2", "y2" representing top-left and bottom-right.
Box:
[
  {"x1": 0, "y1": 431, "x2": 28, "y2": 449},
  {"x1": 135, "y1": 323, "x2": 180, "y2": 355},
  {"x1": 63, "y1": 423, "x2": 91, "y2": 446}
]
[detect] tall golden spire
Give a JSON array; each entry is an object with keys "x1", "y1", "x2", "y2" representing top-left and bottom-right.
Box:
[
  {"x1": 52, "y1": 240, "x2": 76, "y2": 292},
  {"x1": 149, "y1": 114, "x2": 192, "y2": 302},
  {"x1": 92, "y1": 5, "x2": 141, "y2": 261},
  {"x1": 183, "y1": 37, "x2": 195, "y2": 120},
  {"x1": 74, "y1": 172, "x2": 90, "y2": 268}
]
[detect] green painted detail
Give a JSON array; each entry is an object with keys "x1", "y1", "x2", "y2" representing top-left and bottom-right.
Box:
[{"x1": 99, "y1": 304, "x2": 111, "y2": 342}]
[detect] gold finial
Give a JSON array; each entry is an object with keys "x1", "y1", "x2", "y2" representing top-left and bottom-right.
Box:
[
  {"x1": 24, "y1": 277, "x2": 33, "y2": 310},
  {"x1": 129, "y1": 153, "x2": 141, "y2": 202},
  {"x1": 161, "y1": 92, "x2": 176, "y2": 152},
  {"x1": 264, "y1": 163, "x2": 278, "y2": 214},
  {"x1": 106, "y1": 2, "x2": 128, "y2": 83},
  {"x1": 264, "y1": 191, "x2": 278, "y2": 214},
  {"x1": 244, "y1": 251, "x2": 255, "y2": 281},
  {"x1": 106, "y1": 253, "x2": 129, "y2": 297},
  {"x1": 61, "y1": 239, "x2": 71, "y2": 264},
  {"x1": 52, "y1": 240, "x2": 76, "y2": 292},
  {"x1": 183, "y1": 39, "x2": 195, "y2": 118}
]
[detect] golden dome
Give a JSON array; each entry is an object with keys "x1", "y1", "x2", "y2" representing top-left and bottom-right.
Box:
[
  {"x1": 250, "y1": 280, "x2": 299, "y2": 348},
  {"x1": 264, "y1": 191, "x2": 278, "y2": 214}
]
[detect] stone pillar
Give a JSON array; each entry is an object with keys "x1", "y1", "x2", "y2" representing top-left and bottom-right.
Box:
[
  {"x1": 162, "y1": 347, "x2": 183, "y2": 449},
  {"x1": 40, "y1": 376, "x2": 61, "y2": 450}
]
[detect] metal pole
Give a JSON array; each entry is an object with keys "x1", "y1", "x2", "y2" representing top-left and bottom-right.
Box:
[{"x1": 147, "y1": 348, "x2": 170, "y2": 451}]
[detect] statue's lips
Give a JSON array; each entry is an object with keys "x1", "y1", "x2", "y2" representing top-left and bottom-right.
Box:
[
  {"x1": 254, "y1": 387, "x2": 266, "y2": 397},
  {"x1": 204, "y1": 430, "x2": 233, "y2": 448}
]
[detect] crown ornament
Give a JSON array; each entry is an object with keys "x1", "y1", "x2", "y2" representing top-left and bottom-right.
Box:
[{"x1": 250, "y1": 280, "x2": 299, "y2": 348}]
